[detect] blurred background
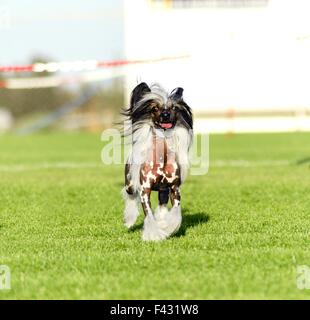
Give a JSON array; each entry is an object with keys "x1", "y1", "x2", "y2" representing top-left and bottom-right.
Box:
[{"x1": 1, "y1": 0, "x2": 310, "y2": 134}]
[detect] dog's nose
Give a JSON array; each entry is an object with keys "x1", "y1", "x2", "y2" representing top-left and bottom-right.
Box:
[{"x1": 161, "y1": 111, "x2": 170, "y2": 122}]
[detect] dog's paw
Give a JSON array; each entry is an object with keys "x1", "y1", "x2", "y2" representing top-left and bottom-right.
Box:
[
  {"x1": 154, "y1": 205, "x2": 169, "y2": 221},
  {"x1": 124, "y1": 209, "x2": 139, "y2": 229},
  {"x1": 142, "y1": 215, "x2": 168, "y2": 241},
  {"x1": 156, "y1": 206, "x2": 182, "y2": 237},
  {"x1": 124, "y1": 215, "x2": 138, "y2": 229}
]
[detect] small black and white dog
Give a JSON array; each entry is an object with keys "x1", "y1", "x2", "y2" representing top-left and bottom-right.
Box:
[{"x1": 122, "y1": 82, "x2": 193, "y2": 241}]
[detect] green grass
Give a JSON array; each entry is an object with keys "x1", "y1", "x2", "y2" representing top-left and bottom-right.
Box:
[{"x1": 0, "y1": 132, "x2": 310, "y2": 299}]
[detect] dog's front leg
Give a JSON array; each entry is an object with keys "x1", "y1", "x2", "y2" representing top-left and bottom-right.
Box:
[
  {"x1": 170, "y1": 185, "x2": 182, "y2": 230},
  {"x1": 123, "y1": 163, "x2": 140, "y2": 228},
  {"x1": 154, "y1": 187, "x2": 169, "y2": 221},
  {"x1": 140, "y1": 188, "x2": 168, "y2": 241},
  {"x1": 170, "y1": 185, "x2": 181, "y2": 207},
  {"x1": 154, "y1": 185, "x2": 182, "y2": 237}
]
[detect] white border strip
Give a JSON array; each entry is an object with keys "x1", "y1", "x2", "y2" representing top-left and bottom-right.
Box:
[{"x1": 0, "y1": 160, "x2": 292, "y2": 172}]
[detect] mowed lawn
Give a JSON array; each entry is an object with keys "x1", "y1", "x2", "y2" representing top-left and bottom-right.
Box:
[{"x1": 0, "y1": 132, "x2": 310, "y2": 299}]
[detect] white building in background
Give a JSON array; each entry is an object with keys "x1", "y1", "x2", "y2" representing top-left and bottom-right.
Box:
[{"x1": 123, "y1": 0, "x2": 310, "y2": 133}]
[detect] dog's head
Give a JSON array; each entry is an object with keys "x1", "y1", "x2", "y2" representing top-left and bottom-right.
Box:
[{"x1": 125, "y1": 82, "x2": 193, "y2": 130}]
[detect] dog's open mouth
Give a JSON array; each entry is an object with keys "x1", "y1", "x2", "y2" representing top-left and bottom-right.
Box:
[{"x1": 160, "y1": 123, "x2": 173, "y2": 129}]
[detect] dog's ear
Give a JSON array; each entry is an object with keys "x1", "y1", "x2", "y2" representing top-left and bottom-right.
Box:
[
  {"x1": 130, "y1": 82, "x2": 151, "y2": 108},
  {"x1": 169, "y1": 87, "x2": 184, "y2": 101}
]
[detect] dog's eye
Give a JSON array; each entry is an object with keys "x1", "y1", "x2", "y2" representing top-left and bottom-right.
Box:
[{"x1": 152, "y1": 106, "x2": 159, "y2": 112}]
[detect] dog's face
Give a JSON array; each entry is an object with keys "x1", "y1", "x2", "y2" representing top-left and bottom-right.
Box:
[
  {"x1": 149, "y1": 98, "x2": 178, "y2": 130},
  {"x1": 127, "y1": 83, "x2": 193, "y2": 130}
]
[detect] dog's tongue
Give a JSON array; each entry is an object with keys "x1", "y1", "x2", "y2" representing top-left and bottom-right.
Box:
[{"x1": 160, "y1": 123, "x2": 173, "y2": 129}]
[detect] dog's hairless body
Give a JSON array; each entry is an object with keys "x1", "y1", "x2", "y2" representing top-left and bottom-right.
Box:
[{"x1": 125, "y1": 128, "x2": 181, "y2": 218}]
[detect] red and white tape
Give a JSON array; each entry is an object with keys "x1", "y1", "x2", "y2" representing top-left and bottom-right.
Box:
[
  {"x1": 0, "y1": 70, "x2": 121, "y2": 89},
  {"x1": 0, "y1": 55, "x2": 189, "y2": 89},
  {"x1": 0, "y1": 59, "x2": 124, "y2": 73},
  {"x1": 0, "y1": 56, "x2": 188, "y2": 73}
]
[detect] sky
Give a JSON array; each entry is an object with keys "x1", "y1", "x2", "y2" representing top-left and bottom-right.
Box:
[{"x1": 0, "y1": 0, "x2": 124, "y2": 64}]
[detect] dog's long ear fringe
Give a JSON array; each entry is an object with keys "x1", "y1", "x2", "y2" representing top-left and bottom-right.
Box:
[
  {"x1": 120, "y1": 82, "x2": 151, "y2": 126},
  {"x1": 120, "y1": 106, "x2": 131, "y2": 118},
  {"x1": 112, "y1": 105, "x2": 131, "y2": 138},
  {"x1": 178, "y1": 102, "x2": 193, "y2": 130},
  {"x1": 130, "y1": 82, "x2": 151, "y2": 109}
]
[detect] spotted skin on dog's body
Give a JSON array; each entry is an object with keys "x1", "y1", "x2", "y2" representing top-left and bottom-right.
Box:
[
  {"x1": 141, "y1": 134, "x2": 180, "y2": 192},
  {"x1": 125, "y1": 131, "x2": 181, "y2": 214},
  {"x1": 139, "y1": 132, "x2": 181, "y2": 223}
]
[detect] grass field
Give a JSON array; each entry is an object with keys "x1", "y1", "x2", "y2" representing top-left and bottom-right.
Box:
[{"x1": 0, "y1": 132, "x2": 310, "y2": 299}]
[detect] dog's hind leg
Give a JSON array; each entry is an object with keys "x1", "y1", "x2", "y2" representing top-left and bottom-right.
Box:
[
  {"x1": 122, "y1": 188, "x2": 140, "y2": 228},
  {"x1": 168, "y1": 186, "x2": 182, "y2": 235},
  {"x1": 140, "y1": 188, "x2": 168, "y2": 241},
  {"x1": 122, "y1": 164, "x2": 140, "y2": 228}
]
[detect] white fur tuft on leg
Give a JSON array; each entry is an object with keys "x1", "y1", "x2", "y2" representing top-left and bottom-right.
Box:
[
  {"x1": 154, "y1": 205, "x2": 169, "y2": 221},
  {"x1": 122, "y1": 188, "x2": 140, "y2": 228},
  {"x1": 142, "y1": 214, "x2": 168, "y2": 241},
  {"x1": 155, "y1": 205, "x2": 182, "y2": 237}
]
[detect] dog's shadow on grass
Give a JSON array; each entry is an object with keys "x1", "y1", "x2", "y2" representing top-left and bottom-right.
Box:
[
  {"x1": 128, "y1": 209, "x2": 209, "y2": 238},
  {"x1": 175, "y1": 209, "x2": 209, "y2": 238},
  {"x1": 128, "y1": 221, "x2": 144, "y2": 233},
  {"x1": 296, "y1": 157, "x2": 310, "y2": 166}
]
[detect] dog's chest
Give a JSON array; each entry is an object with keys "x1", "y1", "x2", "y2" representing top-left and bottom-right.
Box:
[{"x1": 141, "y1": 132, "x2": 180, "y2": 188}]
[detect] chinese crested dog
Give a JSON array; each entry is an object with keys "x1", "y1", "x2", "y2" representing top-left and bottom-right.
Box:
[{"x1": 122, "y1": 82, "x2": 193, "y2": 241}]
